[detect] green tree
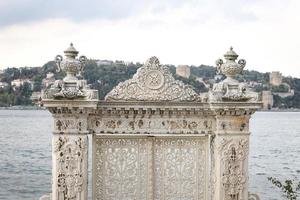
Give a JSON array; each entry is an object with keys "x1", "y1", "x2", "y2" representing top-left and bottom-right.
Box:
[{"x1": 268, "y1": 177, "x2": 300, "y2": 200}]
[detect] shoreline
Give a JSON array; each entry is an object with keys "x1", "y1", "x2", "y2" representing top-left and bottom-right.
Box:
[
  {"x1": 0, "y1": 106, "x2": 46, "y2": 110},
  {"x1": 0, "y1": 106, "x2": 299, "y2": 112}
]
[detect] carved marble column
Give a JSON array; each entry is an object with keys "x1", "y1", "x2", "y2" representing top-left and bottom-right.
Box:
[
  {"x1": 209, "y1": 48, "x2": 261, "y2": 200},
  {"x1": 210, "y1": 108, "x2": 254, "y2": 200},
  {"x1": 42, "y1": 44, "x2": 98, "y2": 200}
]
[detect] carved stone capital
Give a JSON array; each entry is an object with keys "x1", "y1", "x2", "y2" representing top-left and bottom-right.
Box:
[
  {"x1": 215, "y1": 115, "x2": 250, "y2": 135},
  {"x1": 42, "y1": 78, "x2": 98, "y2": 101},
  {"x1": 53, "y1": 114, "x2": 89, "y2": 134}
]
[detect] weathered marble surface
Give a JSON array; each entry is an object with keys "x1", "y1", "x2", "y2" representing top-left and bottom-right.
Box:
[{"x1": 42, "y1": 45, "x2": 261, "y2": 200}]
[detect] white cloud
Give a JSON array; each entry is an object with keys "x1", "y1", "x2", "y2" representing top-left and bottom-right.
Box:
[{"x1": 0, "y1": 0, "x2": 300, "y2": 77}]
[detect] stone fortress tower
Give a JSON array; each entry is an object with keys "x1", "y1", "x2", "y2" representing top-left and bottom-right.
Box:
[
  {"x1": 176, "y1": 65, "x2": 190, "y2": 78},
  {"x1": 262, "y1": 90, "x2": 273, "y2": 110},
  {"x1": 269, "y1": 71, "x2": 282, "y2": 86}
]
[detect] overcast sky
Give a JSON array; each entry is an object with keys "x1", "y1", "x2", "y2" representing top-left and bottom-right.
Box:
[{"x1": 0, "y1": 0, "x2": 300, "y2": 77}]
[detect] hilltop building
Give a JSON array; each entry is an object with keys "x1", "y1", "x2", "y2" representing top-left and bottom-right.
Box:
[
  {"x1": 0, "y1": 82, "x2": 9, "y2": 89},
  {"x1": 96, "y1": 60, "x2": 113, "y2": 66},
  {"x1": 273, "y1": 83, "x2": 295, "y2": 98},
  {"x1": 176, "y1": 65, "x2": 190, "y2": 78},
  {"x1": 270, "y1": 71, "x2": 282, "y2": 86},
  {"x1": 42, "y1": 72, "x2": 55, "y2": 88},
  {"x1": 11, "y1": 79, "x2": 34, "y2": 89},
  {"x1": 196, "y1": 77, "x2": 210, "y2": 88},
  {"x1": 262, "y1": 90, "x2": 273, "y2": 110}
]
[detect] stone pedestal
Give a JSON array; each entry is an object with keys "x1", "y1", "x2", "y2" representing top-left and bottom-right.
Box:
[
  {"x1": 42, "y1": 44, "x2": 98, "y2": 200},
  {"x1": 210, "y1": 107, "x2": 257, "y2": 200},
  {"x1": 209, "y1": 47, "x2": 261, "y2": 200}
]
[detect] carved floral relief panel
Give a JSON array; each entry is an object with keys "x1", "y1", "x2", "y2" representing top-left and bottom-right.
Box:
[
  {"x1": 154, "y1": 137, "x2": 208, "y2": 200},
  {"x1": 53, "y1": 135, "x2": 88, "y2": 200},
  {"x1": 93, "y1": 136, "x2": 208, "y2": 200},
  {"x1": 214, "y1": 136, "x2": 249, "y2": 200},
  {"x1": 94, "y1": 137, "x2": 153, "y2": 200}
]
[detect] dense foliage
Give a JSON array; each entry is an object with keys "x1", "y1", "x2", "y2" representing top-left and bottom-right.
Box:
[
  {"x1": 268, "y1": 177, "x2": 300, "y2": 200},
  {"x1": 1, "y1": 59, "x2": 300, "y2": 108}
]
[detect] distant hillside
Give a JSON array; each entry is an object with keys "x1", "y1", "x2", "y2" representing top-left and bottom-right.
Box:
[{"x1": 1, "y1": 59, "x2": 300, "y2": 108}]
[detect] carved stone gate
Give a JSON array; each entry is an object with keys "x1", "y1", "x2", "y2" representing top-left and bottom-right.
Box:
[{"x1": 42, "y1": 44, "x2": 261, "y2": 200}]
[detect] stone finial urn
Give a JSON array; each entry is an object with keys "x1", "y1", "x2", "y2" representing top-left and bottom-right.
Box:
[
  {"x1": 42, "y1": 43, "x2": 98, "y2": 100},
  {"x1": 55, "y1": 43, "x2": 87, "y2": 82},
  {"x1": 210, "y1": 47, "x2": 259, "y2": 102},
  {"x1": 216, "y1": 47, "x2": 246, "y2": 81}
]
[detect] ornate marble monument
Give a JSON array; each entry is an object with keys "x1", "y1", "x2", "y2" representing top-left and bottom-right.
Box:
[{"x1": 41, "y1": 44, "x2": 261, "y2": 200}]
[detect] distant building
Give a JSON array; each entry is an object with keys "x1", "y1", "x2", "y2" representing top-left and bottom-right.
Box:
[
  {"x1": 262, "y1": 90, "x2": 273, "y2": 110},
  {"x1": 96, "y1": 60, "x2": 113, "y2": 66},
  {"x1": 11, "y1": 79, "x2": 34, "y2": 89},
  {"x1": 270, "y1": 71, "x2": 282, "y2": 86},
  {"x1": 42, "y1": 72, "x2": 55, "y2": 89},
  {"x1": 30, "y1": 91, "x2": 42, "y2": 106},
  {"x1": 176, "y1": 65, "x2": 190, "y2": 78},
  {"x1": 30, "y1": 91, "x2": 42, "y2": 101},
  {"x1": 11, "y1": 79, "x2": 23, "y2": 88},
  {"x1": 115, "y1": 60, "x2": 125, "y2": 66},
  {"x1": 273, "y1": 90, "x2": 295, "y2": 98},
  {"x1": 196, "y1": 77, "x2": 210, "y2": 88},
  {"x1": 214, "y1": 74, "x2": 223, "y2": 83},
  {"x1": 0, "y1": 82, "x2": 9, "y2": 89},
  {"x1": 271, "y1": 82, "x2": 294, "y2": 98}
]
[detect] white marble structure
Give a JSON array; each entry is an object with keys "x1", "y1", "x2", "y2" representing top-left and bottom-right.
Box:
[{"x1": 42, "y1": 44, "x2": 261, "y2": 200}]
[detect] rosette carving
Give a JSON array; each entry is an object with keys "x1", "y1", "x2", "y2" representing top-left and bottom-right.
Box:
[{"x1": 105, "y1": 56, "x2": 199, "y2": 101}]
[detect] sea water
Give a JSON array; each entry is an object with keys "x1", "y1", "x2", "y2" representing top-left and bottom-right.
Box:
[{"x1": 0, "y1": 110, "x2": 299, "y2": 200}]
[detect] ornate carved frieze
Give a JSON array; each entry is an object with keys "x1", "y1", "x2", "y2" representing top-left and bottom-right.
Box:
[
  {"x1": 105, "y1": 56, "x2": 199, "y2": 102},
  {"x1": 89, "y1": 115, "x2": 214, "y2": 134},
  {"x1": 53, "y1": 135, "x2": 88, "y2": 200}
]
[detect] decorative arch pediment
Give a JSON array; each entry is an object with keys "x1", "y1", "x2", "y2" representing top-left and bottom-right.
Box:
[{"x1": 105, "y1": 56, "x2": 199, "y2": 101}]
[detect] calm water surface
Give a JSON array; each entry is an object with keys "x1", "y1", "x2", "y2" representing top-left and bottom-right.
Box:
[{"x1": 0, "y1": 110, "x2": 299, "y2": 200}]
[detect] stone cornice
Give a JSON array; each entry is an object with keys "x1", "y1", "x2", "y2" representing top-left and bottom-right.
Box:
[{"x1": 43, "y1": 99, "x2": 98, "y2": 109}]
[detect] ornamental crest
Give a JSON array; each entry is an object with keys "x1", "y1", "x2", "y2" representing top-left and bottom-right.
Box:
[{"x1": 105, "y1": 56, "x2": 199, "y2": 101}]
